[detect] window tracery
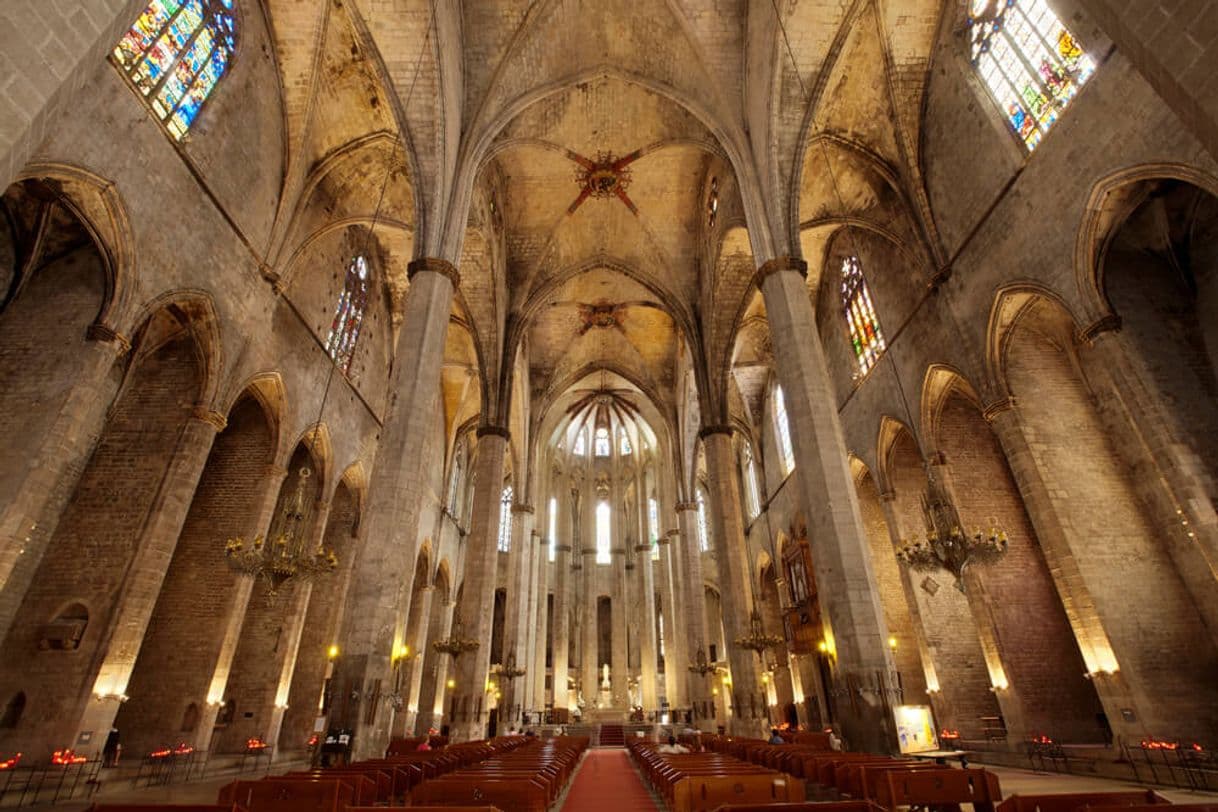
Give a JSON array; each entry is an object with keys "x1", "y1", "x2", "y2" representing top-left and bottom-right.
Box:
[
  {"x1": 548, "y1": 496, "x2": 557, "y2": 563},
  {"x1": 695, "y1": 487, "x2": 710, "y2": 553},
  {"x1": 968, "y1": 0, "x2": 1095, "y2": 150},
  {"x1": 325, "y1": 255, "x2": 370, "y2": 374},
  {"x1": 648, "y1": 496, "x2": 660, "y2": 561},
  {"x1": 841, "y1": 256, "x2": 886, "y2": 375},
  {"x1": 573, "y1": 430, "x2": 587, "y2": 457},
  {"x1": 498, "y1": 486, "x2": 513, "y2": 552},
  {"x1": 112, "y1": 0, "x2": 237, "y2": 139},
  {"x1": 594, "y1": 427, "x2": 611, "y2": 457},
  {"x1": 619, "y1": 428, "x2": 632, "y2": 456},
  {"x1": 742, "y1": 442, "x2": 761, "y2": 521},
  {"x1": 773, "y1": 385, "x2": 795, "y2": 475}
]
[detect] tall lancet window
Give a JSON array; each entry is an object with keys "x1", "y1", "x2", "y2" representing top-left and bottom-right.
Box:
[
  {"x1": 595, "y1": 502, "x2": 611, "y2": 564},
  {"x1": 968, "y1": 0, "x2": 1095, "y2": 151},
  {"x1": 497, "y1": 486, "x2": 513, "y2": 552},
  {"x1": 773, "y1": 385, "x2": 795, "y2": 475},
  {"x1": 619, "y1": 428, "x2": 632, "y2": 456},
  {"x1": 573, "y1": 429, "x2": 587, "y2": 456},
  {"x1": 594, "y1": 427, "x2": 611, "y2": 457},
  {"x1": 841, "y1": 256, "x2": 885, "y2": 375},
  {"x1": 112, "y1": 0, "x2": 237, "y2": 139},
  {"x1": 548, "y1": 496, "x2": 558, "y2": 563},
  {"x1": 742, "y1": 442, "x2": 761, "y2": 521},
  {"x1": 326, "y1": 255, "x2": 370, "y2": 373},
  {"x1": 695, "y1": 487, "x2": 709, "y2": 553},
  {"x1": 648, "y1": 496, "x2": 660, "y2": 561},
  {"x1": 447, "y1": 439, "x2": 465, "y2": 518}
]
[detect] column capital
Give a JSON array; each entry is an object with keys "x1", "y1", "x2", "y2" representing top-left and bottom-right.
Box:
[
  {"x1": 407, "y1": 257, "x2": 461, "y2": 289},
  {"x1": 86, "y1": 321, "x2": 131, "y2": 354},
  {"x1": 556, "y1": 544, "x2": 573, "y2": 553},
  {"x1": 634, "y1": 544, "x2": 652, "y2": 553},
  {"x1": 982, "y1": 397, "x2": 1016, "y2": 423},
  {"x1": 264, "y1": 464, "x2": 289, "y2": 480},
  {"x1": 656, "y1": 536, "x2": 670, "y2": 546},
  {"x1": 877, "y1": 490, "x2": 897, "y2": 503},
  {"x1": 511, "y1": 503, "x2": 534, "y2": 514},
  {"x1": 476, "y1": 424, "x2": 510, "y2": 440},
  {"x1": 675, "y1": 501, "x2": 697, "y2": 512},
  {"x1": 666, "y1": 529, "x2": 680, "y2": 538},
  {"x1": 753, "y1": 256, "x2": 807, "y2": 288},
  {"x1": 698, "y1": 424, "x2": 733, "y2": 440},
  {"x1": 1078, "y1": 313, "x2": 1121, "y2": 343},
  {"x1": 190, "y1": 405, "x2": 228, "y2": 432}
]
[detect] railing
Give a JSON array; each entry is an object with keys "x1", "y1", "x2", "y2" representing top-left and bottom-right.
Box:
[
  {"x1": 1124, "y1": 741, "x2": 1218, "y2": 791},
  {"x1": 0, "y1": 758, "x2": 100, "y2": 807}
]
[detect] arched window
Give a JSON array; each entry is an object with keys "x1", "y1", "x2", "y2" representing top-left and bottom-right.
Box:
[
  {"x1": 968, "y1": 0, "x2": 1095, "y2": 151},
  {"x1": 447, "y1": 439, "x2": 465, "y2": 518},
  {"x1": 497, "y1": 486, "x2": 513, "y2": 552},
  {"x1": 112, "y1": 0, "x2": 237, "y2": 139},
  {"x1": 619, "y1": 428, "x2": 632, "y2": 456},
  {"x1": 548, "y1": 496, "x2": 558, "y2": 563},
  {"x1": 742, "y1": 442, "x2": 761, "y2": 521},
  {"x1": 325, "y1": 255, "x2": 370, "y2": 373},
  {"x1": 841, "y1": 256, "x2": 886, "y2": 375},
  {"x1": 648, "y1": 496, "x2": 660, "y2": 561},
  {"x1": 573, "y1": 429, "x2": 587, "y2": 456},
  {"x1": 595, "y1": 501, "x2": 612, "y2": 564},
  {"x1": 695, "y1": 487, "x2": 710, "y2": 553},
  {"x1": 594, "y1": 426, "x2": 611, "y2": 457},
  {"x1": 773, "y1": 385, "x2": 795, "y2": 475}
]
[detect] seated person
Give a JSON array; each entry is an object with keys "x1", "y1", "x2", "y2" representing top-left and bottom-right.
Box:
[
  {"x1": 416, "y1": 739, "x2": 432, "y2": 751},
  {"x1": 768, "y1": 728, "x2": 785, "y2": 745},
  {"x1": 657, "y1": 735, "x2": 690, "y2": 754}
]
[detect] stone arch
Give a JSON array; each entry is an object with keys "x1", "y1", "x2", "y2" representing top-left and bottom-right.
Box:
[
  {"x1": 919, "y1": 364, "x2": 980, "y2": 449},
  {"x1": 985, "y1": 283, "x2": 1080, "y2": 401},
  {"x1": 129, "y1": 290, "x2": 224, "y2": 410}
]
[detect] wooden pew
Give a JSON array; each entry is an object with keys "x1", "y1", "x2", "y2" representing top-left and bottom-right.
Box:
[
  {"x1": 875, "y1": 767, "x2": 1002, "y2": 812},
  {"x1": 87, "y1": 806, "x2": 245, "y2": 812},
  {"x1": 411, "y1": 776, "x2": 549, "y2": 811},
  {"x1": 671, "y1": 773, "x2": 804, "y2": 812},
  {"x1": 218, "y1": 779, "x2": 353, "y2": 812},
  {"x1": 711, "y1": 802, "x2": 881, "y2": 812},
  {"x1": 996, "y1": 791, "x2": 1170, "y2": 812}
]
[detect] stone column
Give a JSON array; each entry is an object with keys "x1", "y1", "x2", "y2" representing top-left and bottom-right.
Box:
[
  {"x1": 449, "y1": 426, "x2": 509, "y2": 741},
  {"x1": 528, "y1": 531, "x2": 549, "y2": 718},
  {"x1": 193, "y1": 464, "x2": 290, "y2": 748},
  {"x1": 611, "y1": 546, "x2": 628, "y2": 707},
  {"x1": 984, "y1": 399, "x2": 1143, "y2": 742},
  {"x1": 580, "y1": 542, "x2": 599, "y2": 710},
  {"x1": 417, "y1": 595, "x2": 454, "y2": 733},
  {"x1": 332, "y1": 259, "x2": 457, "y2": 759},
  {"x1": 552, "y1": 530, "x2": 572, "y2": 713},
  {"x1": 757, "y1": 257, "x2": 898, "y2": 753},
  {"x1": 676, "y1": 502, "x2": 711, "y2": 727},
  {"x1": 0, "y1": 332, "x2": 128, "y2": 641},
  {"x1": 73, "y1": 407, "x2": 225, "y2": 747},
  {"x1": 635, "y1": 541, "x2": 659, "y2": 713},
  {"x1": 501, "y1": 502, "x2": 533, "y2": 726},
  {"x1": 402, "y1": 585, "x2": 435, "y2": 732},
  {"x1": 701, "y1": 428, "x2": 769, "y2": 736},
  {"x1": 657, "y1": 532, "x2": 685, "y2": 708}
]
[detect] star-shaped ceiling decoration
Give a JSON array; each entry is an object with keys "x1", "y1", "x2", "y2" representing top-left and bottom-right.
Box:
[{"x1": 566, "y1": 149, "x2": 642, "y2": 216}]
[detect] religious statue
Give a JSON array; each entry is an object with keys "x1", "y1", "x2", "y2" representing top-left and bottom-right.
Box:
[{"x1": 600, "y1": 663, "x2": 611, "y2": 689}]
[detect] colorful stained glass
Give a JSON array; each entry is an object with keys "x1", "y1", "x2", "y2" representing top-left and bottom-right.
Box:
[
  {"x1": 969, "y1": 0, "x2": 1094, "y2": 150},
  {"x1": 325, "y1": 256, "x2": 370, "y2": 374},
  {"x1": 619, "y1": 428, "x2": 632, "y2": 456},
  {"x1": 840, "y1": 256, "x2": 886, "y2": 375},
  {"x1": 112, "y1": 0, "x2": 236, "y2": 140},
  {"x1": 594, "y1": 426, "x2": 611, "y2": 457}
]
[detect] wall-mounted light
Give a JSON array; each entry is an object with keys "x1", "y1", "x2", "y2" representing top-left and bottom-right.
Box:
[
  {"x1": 446, "y1": 678, "x2": 455, "y2": 689},
  {"x1": 887, "y1": 636, "x2": 898, "y2": 650},
  {"x1": 327, "y1": 644, "x2": 340, "y2": 660}
]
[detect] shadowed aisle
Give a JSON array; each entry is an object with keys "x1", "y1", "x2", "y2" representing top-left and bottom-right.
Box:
[{"x1": 561, "y1": 748, "x2": 660, "y2": 812}]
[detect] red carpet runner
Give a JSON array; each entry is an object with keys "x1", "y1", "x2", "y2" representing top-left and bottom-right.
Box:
[{"x1": 561, "y1": 749, "x2": 660, "y2": 811}]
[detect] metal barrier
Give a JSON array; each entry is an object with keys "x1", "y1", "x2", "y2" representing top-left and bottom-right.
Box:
[{"x1": 0, "y1": 758, "x2": 101, "y2": 807}]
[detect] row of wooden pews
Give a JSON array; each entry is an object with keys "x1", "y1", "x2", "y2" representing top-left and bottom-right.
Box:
[
  {"x1": 628, "y1": 739, "x2": 806, "y2": 812},
  {"x1": 410, "y1": 736, "x2": 588, "y2": 811}
]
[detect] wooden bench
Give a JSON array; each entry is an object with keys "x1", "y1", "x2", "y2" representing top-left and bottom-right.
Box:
[
  {"x1": 711, "y1": 802, "x2": 881, "y2": 812},
  {"x1": 412, "y1": 775, "x2": 549, "y2": 811},
  {"x1": 218, "y1": 779, "x2": 353, "y2": 812},
  {"x1": 875, "y1": 767, "x2": 1002, "y2": 812},
  {"x1": 87, "y1": 806, "x2": 245, "y2": 812},
  {"x1": 630, "y1": 740, "x2": 806, "y2": 812},
  {"x1": 997, "y1": 791, "x2": 1170, "y2": 812}
]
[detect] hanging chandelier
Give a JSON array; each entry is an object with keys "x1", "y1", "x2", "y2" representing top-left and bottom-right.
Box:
[
  {"x1": 432, "y1": 616, "x2": 480, "y2": 659},
  {"x1": 225, "y1": 467, "x2": 338, "y2": 599},
  {"x1": 491, "y1": 649, "x2": 527, "y2": 680},
  {"x1": 896, "y1": 470, "x2": 1008, "y2": 587},
  {"x1": 687, "y1": 647, "x2": 720, "y2": 677},
  {"x1": 733, "y1": 606, "x2": 784, "y2": 659}
]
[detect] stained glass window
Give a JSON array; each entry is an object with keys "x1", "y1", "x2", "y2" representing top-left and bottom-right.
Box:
[
  {"x1": 498, "y1": 486, "x2": 513, "y2": 553},
  {"x1": 774, "y1": 385, "x2": 795, "y2": 475},
  {"x1": 968, "y1": 0, "x2": 1095, "y2": 151},
  {"x1": 573, "y1": 430, "x2": 586, "y2": 456},
  {"x1": 841, "y1": 256, "x2": 886, "y2": 375},
  {"x1": 742, "y1": 442, "x2": 761, "y2": 521},
  {"x1": 696, "y1": 488, "x2": 710, "y2": 553},
  {"x1": 325, "y1": 256, "x2": 370, "y2": 374},
  {"x1": 648, "y1": 496, "x2": 660, "y2": 561},
  {"x1": 619, "y1": 428, "x2": 632, "y2": 456},
  {"x1": 596, "y1": 501, "x2": 611, "y2": 564},
  {"x1": 594, "y1": 427, "x2": 611, "y2": 457},
  {"x1": 113, "y1": 0, "x2": 237, "y2": 139},
  {"x1": 548, "y1": 496, "x2": 558, "y2": 563}
]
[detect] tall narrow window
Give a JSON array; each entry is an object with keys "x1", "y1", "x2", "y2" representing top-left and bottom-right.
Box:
[
  {"x1": 619, "y1": 428, "x2": 632, "y2": 456},
  {"x1": 773, "y1": 385, "x2": 795, "y2": 475},
  {"x1": 594, "y1": 427, "x2": 611, "y2": 457},
  {"x1": 595, "y1": 501, "x2": 611, "y2": 564},
  {"x1": 548, "y1": 496, "x2": 558, "y2": 563},
  {"x1": 497, "y1": 486, "x2": 513, "y2": 552},
  {"x1": 573, "y1": 430, "x2": 587, "y2": 456},
  {"x1": 447, "y1": 440, "x2": 465, "y2": 518},
  {"x1": 695, "y1": 488, "x2": 709, "y2": 553},
  {"x1": 325, "y1": 255, "x2": 370, "y2": 373},
  {"x1": 742, "y1": 442, "x2": 761, "y2": 521},
  {"x1": 113, "y1": 0, "x2": 237, "y2": 139},
  {"x1": 968, "y1": 0, "x2": 1095, "y2": 151},
  {"x1": 648, "y1": 496, "x2": 660, "y2": 561},
  {"x1": 841, "y1": 256, "x2": 886, "y2": 375}
]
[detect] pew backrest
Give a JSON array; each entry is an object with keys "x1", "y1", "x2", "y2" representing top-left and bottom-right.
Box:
[{"x1": 997, "y1": 791, "x2": 1171, "y2": 812}]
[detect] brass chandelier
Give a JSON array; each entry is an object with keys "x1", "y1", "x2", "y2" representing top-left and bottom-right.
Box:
[
  {"x1": 687, "y1": 647, "x2": 720, "y2": 677},
  {"x1": 896, "y1": 470, "x2": 1008, "y2": 587},
  {"x1": 491, "y1": 649, "x2": 527, "y2": 680},
  {"x1": 225, "y1": 467, "x2": 338, "y2": 599},
  {"x1": 432, "y1": 615, "x2": 480, "y2": 659},
  {"x1": 733, "y1": 606, "x2": 784, "y2": 659}
]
